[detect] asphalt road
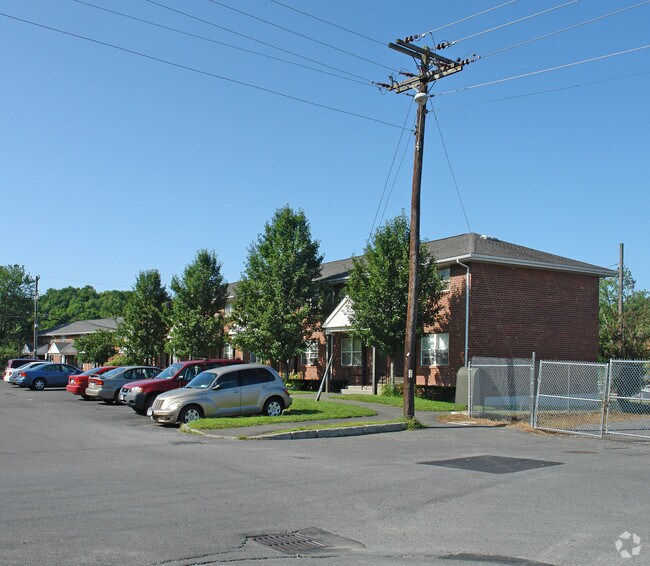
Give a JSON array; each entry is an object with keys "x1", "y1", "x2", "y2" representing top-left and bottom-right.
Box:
[{"x1": 1, "y1": 383, "x2": 649, "y2": 566}]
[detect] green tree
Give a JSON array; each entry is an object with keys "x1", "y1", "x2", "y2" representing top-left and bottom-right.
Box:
[
  {"x1": 165, "y1": 250, "x2": 228, "y2": 359},
  {"x1": 231, "y1": 206, "x2": 323, "y2": 374},
  {"x1": 75, "y1": 330, "x2": 117, "y2": 365},
  {"x1": 0, "y1": 265, "x2": 35, "y2": 364},
  {"x1": 119, "y1": 270, "x2": 170, "y2": 365},
  {"x1": 40, "y1": 286, "x2": 131, "y2": 329},
  {"x1": 346, "y1": 213, "x2": 443, "y2": 377},
  {"x1": 599, "y1": 268, "x2": 650, "y2": 360}
]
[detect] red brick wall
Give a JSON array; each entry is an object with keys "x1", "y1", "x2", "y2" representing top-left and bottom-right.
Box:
[{"x1": 467, "y1": 263, "x2": 600, "y2": 362}]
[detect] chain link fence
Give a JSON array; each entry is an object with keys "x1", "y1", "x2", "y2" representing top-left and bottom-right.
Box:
[
  {"x1": 605, "y1": 360, "x2": 650, "y2": 439},
  {"x1": 468, "y1": 357, "x2": 650, "y2": 440},
  {"x1": 534, "y1": 361, "x2": 609, "y2": 437},
  {"x1": 468, "y1": 357, "x2": 535, "y2": 423}
]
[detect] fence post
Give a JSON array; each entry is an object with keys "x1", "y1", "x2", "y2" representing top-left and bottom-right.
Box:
[
  {"x1": 467, "y1": 360, "x2": 472, "y2": 417},
  {"x1": 601, "y1": 359, "x2": 613, "y2": 437},
  {"x1": 529, "y1": 352, "x2": 536, "y2": 427}
]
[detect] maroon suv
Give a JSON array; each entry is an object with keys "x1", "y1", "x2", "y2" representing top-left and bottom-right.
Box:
[{"x1": 118, "y1": 359, "x2": 242, "y2": 413}]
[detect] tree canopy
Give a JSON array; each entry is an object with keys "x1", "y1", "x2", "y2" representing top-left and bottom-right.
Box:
[
  {"x1": 75, "y1": 330, "x2": 117, "y2": 365},
  {"x1": 39, "y1": 286, "x2": 131, "y2": 329},
  {"x1": 346, "y1": 213, "x2": 444, "y2": 359},
  {"x1": 599, "y1": 268, "x2": 650, "y2": 360},
  {"x1": 231, "y1": 206, "x2": 323, "y2": 373},
  {"x1": 165, "y1": 249, "x2": 228, "y2": 359},
  {"x1": 119, "y1": 270, "x2": 170, "y2": 365},
  {"x1": 0, "y1": 265, "x2": 35, "y2": 363}
]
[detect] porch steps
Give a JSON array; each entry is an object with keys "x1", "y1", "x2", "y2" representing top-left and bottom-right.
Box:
[{"x1": 339, "y1": 385, "x2": 383, "y2": 396}]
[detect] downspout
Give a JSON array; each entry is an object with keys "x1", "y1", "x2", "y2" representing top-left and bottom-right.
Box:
[{"x1": 456, "y1": 260, "x2": 470, "y2": 366}]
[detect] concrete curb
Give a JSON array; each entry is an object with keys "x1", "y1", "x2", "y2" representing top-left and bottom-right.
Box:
[
  {"x1": 183, "y1": 421, "x2": 408, "y2": 440},
  {"x1": 251, "y1": 421, "x2": 408, "y2": 440}
]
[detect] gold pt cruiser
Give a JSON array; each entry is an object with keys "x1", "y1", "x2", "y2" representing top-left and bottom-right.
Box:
[{"x1": 149, "y1": 363, "x2": 292, "y2": 425}]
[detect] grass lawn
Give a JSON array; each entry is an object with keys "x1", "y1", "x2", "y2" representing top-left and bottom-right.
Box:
[
  {"x1": 187, "y1": 397, "x2": 377, "y2": 430},
  {"x1": 330, "y1": 394, "x2": 466, "y2": 412}
]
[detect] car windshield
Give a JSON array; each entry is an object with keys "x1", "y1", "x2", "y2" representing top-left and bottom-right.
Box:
[
  {"x1": 186, "y1": 371, "x2": 216, "y2": 389},
  {"x1": 101, "y1": 368, "x2": 124, "y2": 379},
  {"x1": 155, "y1": 363, "x2": 184, "y2": 380}
]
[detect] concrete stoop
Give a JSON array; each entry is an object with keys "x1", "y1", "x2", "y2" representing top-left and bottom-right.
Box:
[{"x1": 339, "y1": 385, "x2": 383, "y2": 395}]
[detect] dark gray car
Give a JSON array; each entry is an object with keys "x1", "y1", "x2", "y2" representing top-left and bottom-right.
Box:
[{"x1": 85, "y1": 366, "x2": 161, "y2": 403}]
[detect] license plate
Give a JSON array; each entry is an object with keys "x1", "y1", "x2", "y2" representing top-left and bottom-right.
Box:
[{"x1": 147, "y1": 406, "x2": 153, "y2": 417}]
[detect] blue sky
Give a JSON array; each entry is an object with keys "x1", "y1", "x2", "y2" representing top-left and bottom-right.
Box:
[{"x1": 1, "y1": 0, "x2": 649, "y2": 293}]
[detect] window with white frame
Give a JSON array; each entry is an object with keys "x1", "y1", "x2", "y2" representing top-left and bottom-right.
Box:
[
  {"x1": 249, "y1": 352, "x2": 257, "y2": 364},
  {"x1": 341, "y1": 336, "x2": 362, "y2": 367},
  {"x1": 224, "y1": 301, "x2": 234, "y2": 316},
  {"x1": 420, "y1": 333, "x2": 449, "y2": 366},
  {"x1": 223, "y1": 343, "x2": 234, "y2": 359},
  {"x1": 300, "y1": 340, "x2": 319, "y2": 366},
  {"x1": 438, "y1": 267, "x2": 451, "y2": 291}
]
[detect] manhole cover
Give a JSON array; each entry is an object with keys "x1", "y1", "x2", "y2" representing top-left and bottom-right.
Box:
[
  {"x1": 420, "y1": 455, "x2": 563, "y2": 474},
  {"x1": 250, "y1": 533, "x2": 332, "y2": 554}
]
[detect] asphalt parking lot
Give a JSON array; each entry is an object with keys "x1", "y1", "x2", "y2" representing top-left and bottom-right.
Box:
[{"x1": 1, "y1": 382, "x2": 649, "y2": 566}]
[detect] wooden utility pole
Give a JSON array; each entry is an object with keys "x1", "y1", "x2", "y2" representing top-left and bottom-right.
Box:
[
  {"x1": 618, "y1": 243, "x2": 624, "y2": 356},
  {"x1": 379, "y1": 39, "x2": 467, "y2": 418},
  {"x1": 33, "y1": 275, "x2": 40, "y2": 359}
]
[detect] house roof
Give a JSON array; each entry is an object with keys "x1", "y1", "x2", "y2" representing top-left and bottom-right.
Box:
[
  {"x1": 424, "y1": 233, "x2": 616, "y2": 277},
  {"x1": 48, "y1": 341, "x2": 78, "y2": 356},
  {"x1": 40, "y1": 318, "x2": 122, "y2": 337},
  {"x1": 226, "y1": 233, "x2": 615, "y2": 293}
]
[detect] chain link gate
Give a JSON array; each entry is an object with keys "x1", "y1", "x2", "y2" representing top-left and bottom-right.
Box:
[
  {"x1": 605, "y1": 360, "x2": 650, "y2": 439},
  {"x1": 534, "y1": 361, "x2": 608, "y2": 437}
]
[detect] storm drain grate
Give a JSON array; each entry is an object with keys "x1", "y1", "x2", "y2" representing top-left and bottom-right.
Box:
[
  {"x1": 250, "y1": 533, "x2": 332, "y2": 554},
  {"x1": 420, "y1": 455, "x2": 563, "y2": 474}
]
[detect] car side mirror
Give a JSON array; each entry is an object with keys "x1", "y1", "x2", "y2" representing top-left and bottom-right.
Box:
[{"x1": 213, "y1": 383, "x2": 221, "y2": 390}]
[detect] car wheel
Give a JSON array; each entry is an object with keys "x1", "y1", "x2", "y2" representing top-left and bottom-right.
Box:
[
  {"x1": 263, "y1": 397, "x2": 284, "y2": 417},
  {"x1": 104, "y1": 391, "x2": 119, "y2": 405},
  {"x1": 81, "y1": 394, "x2": 91, "y2": 400},
  {"x1": 179, "y1": 405, "x2": 203, "y2": 424},
  {"x1": 31, "y1": 378, "x2": 46, "y2": 391}
]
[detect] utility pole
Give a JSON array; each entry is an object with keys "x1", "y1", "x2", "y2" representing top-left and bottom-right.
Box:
[
  {"x1": 618, "y1": 243, "x2": 624, "y2": 356},
  {"x1": 378, "y1": 39, "x2": 470, "y2": 419},
  {"x1": 33, "y1": 275, "x2": 40, "y2": 359}
]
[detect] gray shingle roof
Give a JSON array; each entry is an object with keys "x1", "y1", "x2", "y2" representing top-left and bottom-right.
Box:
[
  {"x1": 40, "y1": 318, "x2": 122, "y2": 337},
  {"x1": 227, "y1": 232, "x2": 615, "y2": 293}
]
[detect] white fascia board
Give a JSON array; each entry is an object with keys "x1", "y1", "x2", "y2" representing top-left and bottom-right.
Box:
[{"x1": 436, "y1": 253, "x2": 616, "y2": 277}]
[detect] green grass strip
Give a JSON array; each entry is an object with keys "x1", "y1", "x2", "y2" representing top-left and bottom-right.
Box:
[
  {"x1": 188, "y1": 397, "x2": 376, "y2": 430},
  {"x1": 330, "y1": 394, "x2": 465, "y2": 412}
]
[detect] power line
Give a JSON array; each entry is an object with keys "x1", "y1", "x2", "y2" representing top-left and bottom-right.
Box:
[
  {"x1": 481, "y1": 0, "x2": 650, "y2": 59},
  {"x1": 268, "y1": 0, "x2": 385, "y2": 46},
  {"x1": 451, "y1": 0, "x2": 580, "y2": 45},
  {"x1": 435, "y1": 69, "x2": 650, "y2": 110},
  {"x1": 435, "y1": 44, "x2": 650, "y2": 96},
  {"x1": 0, "y1": 11, "x2": 408, "y2": 130},
  {"x1": 369, "y1": 101, "x2": 414, "y2": 237},
  {"x1": 72, "y1": 0, "x2": 371, "y2": 86},
  {"x1": 418, "y1": 0, "x2": 520, "y2": 37},
  {"x1": 379, "y1": 134, "x2": 412, "y2": 230},
  {"x1": 143, "y1": 0, "x2": 373, "y2": 83},
  {"x1": 204, "y1": 0, "x2": 395, "y2": 71},
  {"x1": 429, "y1": 104, "x2": 472, "y2": 233}
]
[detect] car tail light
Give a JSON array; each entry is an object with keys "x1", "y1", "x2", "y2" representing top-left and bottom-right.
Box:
[
  {"x1": 19, "y1": 372, "x2": 27, "y2": 377},
  {"x1": 92, "y1": 379, "x2": 104, "y2": 386}
]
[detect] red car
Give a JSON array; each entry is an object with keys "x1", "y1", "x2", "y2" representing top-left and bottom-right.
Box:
[
  {"x1": 119, "y1": 359, "x2": 242, "y2": 414},
  {"x1": 66, "y1": 366, "x2": 117, "y2": 399}
]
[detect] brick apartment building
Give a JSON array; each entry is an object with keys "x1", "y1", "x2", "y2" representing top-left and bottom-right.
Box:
[{"x1": 229, "y1": 233, "x2": 615, "y2": 390}]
